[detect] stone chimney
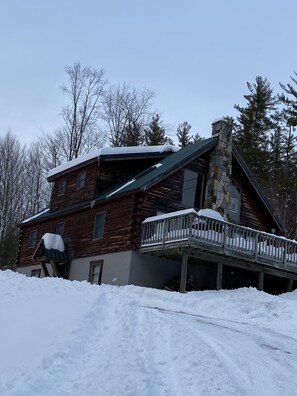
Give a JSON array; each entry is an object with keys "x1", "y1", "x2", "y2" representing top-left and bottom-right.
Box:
[{"x1": 203, "y1": 119, "x2": 233, "y2": 220}]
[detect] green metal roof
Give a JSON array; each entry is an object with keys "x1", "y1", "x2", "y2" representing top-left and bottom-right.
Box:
[
  {"x1": 98, "y1": 137, "x2": 217, "y2": 200},
  {"x1": 33, "y1": 240, "x2": 71, "y2": 263}
]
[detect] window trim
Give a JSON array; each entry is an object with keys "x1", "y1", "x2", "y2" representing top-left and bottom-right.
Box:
[
  {"x1": 76, "y1": 171, "x2": 86, "y2": 190},
  {"x1": 88, "y1": 260, "x2": 103, "y2": 285},
  {"x1": 55, "y1": 222, "x2": 65, "y2": 237},
  {"x1": 58, "y1": 179, "x2": 66, "y2": 196},
  {"x1": 92, "y1": 212, "x2": 106, "y2": 240},
  {"x1": 28, "y1": 230, "x2": 38, "y2": 248}
]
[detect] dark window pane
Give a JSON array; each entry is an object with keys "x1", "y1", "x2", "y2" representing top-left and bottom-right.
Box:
[
  {"x1": 93, "y1": 212, "x2": 105, "y2": 240},
  {"x1": 58, "y1": 180, "x2": 66, "y2": 196},
  {"x1": 56, "y1": 222, "x2": 65, "y2": 237},
  {"x1": 76, "y1": 171, "x2": 86, "y2": 190},
  {"x1": 28, "y1": 230, "x2": 37, "y2": 248}
]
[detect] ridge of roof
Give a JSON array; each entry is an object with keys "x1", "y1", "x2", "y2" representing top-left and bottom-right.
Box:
[{"x1": 232, "y1": 145, "x2": 285, "y2": 234}]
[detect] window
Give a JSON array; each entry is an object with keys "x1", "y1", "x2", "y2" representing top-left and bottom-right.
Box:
[
  {"x1": 88, "y1": 260, "x2": 103, "y2": 285},
  {"x1": 58, "y1": 180, "x2": 66, "y2": 196},
  {"x1": 76, "y1": 171, "x2": 86, "y2": 190},
  {"x1": 182, "y1": 169, "x2": 204, "y2": 209},
  {"x1": 28, "y1": 230, "x2": 38, "y2": 248},
  {"x1": 56, "y1": 222, "x2": 65, "y2": 237},
  {"x1": 228, "y1": 185, "x2": 241, "y2": 223},
  {"x1": 93, "y1": 212, "x2": 106, "y2": 240},
  {"x1": 31, "y1": 268, "x2": 41, "y2": 278}
]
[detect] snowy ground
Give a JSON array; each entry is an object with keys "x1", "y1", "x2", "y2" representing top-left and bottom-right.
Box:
[{"x1": 1, "y1": 271, "x2": 297, "y2": 396}]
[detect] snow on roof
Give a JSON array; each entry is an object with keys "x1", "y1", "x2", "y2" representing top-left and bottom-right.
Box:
[
  {"x1": 48, "y1": 145, "x2": 179, "y2": 179},
  {"x1": 42, "y1": 233, "x2": 65, "y2": 252},
  {"x1": 106, "y1": 179, "x2": 136, "y2": 198},
  {"x1": 21, "y1": 208, "x2": 49, "y2": 224}
]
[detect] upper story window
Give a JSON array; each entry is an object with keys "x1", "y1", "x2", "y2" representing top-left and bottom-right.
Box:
[
  {"x1": 182, "y1": 169, "x2": 204, "y2": 209},
  {"x1": 93, "y1": 212, "x2": 106, "y2": 240},
  {"x1": 58, "y1": 180, "x2": 66, "y2": 196},
  {"x1": 88, "y1": 260, "x2": 103, "y2": 285},
  {"x1": 76, "y1": 171, "x2": 86, "y2": 190},
  {"x1": 55, "y1": 222, "x2": 65, "y2": 237},
  {"x1": 28, "y1": 230, "x2": 38, "y2": 248}
]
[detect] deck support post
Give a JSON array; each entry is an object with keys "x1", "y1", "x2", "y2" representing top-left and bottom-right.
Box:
[
  {"x1": 288, "y1": 278, "x2": 293, "y2": 292},
  {"x1": 41, "y1": 262, "x2": 49, "y2": 277},
  {"x1": 216, "y1": 262, "x2": 223, "y2": 290},
  {"x1": 180, "y1": 253, "x2": 188, "y2": 293},
  {"x1": 258, "y1": 271, "x2": 264, "y2": 291}
]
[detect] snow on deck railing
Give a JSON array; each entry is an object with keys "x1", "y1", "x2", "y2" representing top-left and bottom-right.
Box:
[{"x1": 141, "y1": 211, "x2": 297, "y2": 269}]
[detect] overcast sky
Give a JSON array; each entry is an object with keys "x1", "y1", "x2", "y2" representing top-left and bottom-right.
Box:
[{"x1": 1, "y1": 0, "x2": 297, "y2": 145}]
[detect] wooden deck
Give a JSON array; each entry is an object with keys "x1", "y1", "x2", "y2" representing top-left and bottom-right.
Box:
[{"x1": 141, "y1": 211, "x2": 297, "y2": 278}]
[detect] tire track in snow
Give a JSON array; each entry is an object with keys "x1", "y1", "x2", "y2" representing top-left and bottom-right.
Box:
[{"x1": 150, "y1": 308, "x2": 297, "y2": 396}]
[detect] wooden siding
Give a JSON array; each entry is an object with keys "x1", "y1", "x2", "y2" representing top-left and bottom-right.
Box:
[
  {"x1": 96, "y1": 158, "x2": 161, "y2": 195},
  {"x1": 18, "y1": 196, "x2": 135, "y2": 268},
  {"x1": 50, "y1": 163, "x2": 98, "y2": 211},
  {"x1": 232, "y1": 157, "x2": 278, "y2": 233}
]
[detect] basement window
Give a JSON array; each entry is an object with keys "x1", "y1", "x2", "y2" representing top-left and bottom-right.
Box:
[
  {"x1": 93, "y1": 212, "x2": 106, "y2": 240},
  {"x1": 28, "y1": 230, "x2": 38, "y2": 248},
  {"x1": 88, "y1": 260, "x2": 103, "y2": 285},
  {"x1": 76, "y1": 171, "x2": 86, "y2": 190},
  {"x1": 31, "y1": 268, "x2": 41, "y2": 278},
  {"x1": 182, "y1": 169, "x2": 204, "y2": 209}
]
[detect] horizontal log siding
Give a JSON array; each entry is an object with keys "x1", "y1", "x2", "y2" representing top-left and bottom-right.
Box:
[
  {"x1": 97, "y1": 158, "x2": 160, "y2": 195},
  {"x1": 17, "y1": 196, "x2": 135, "y2": 267},
  {"x1": 132, "y1": 155, "x2": 210, "y2": 249},
  {"x1": 232, "y1": 158, "x2": 279, "y2": 233},
  {"x1": 50, "y1": 163, "x2": 98, "y2": 211}
]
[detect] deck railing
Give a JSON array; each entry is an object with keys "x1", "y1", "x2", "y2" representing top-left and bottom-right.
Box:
[{"x1": 141, "y1": 211, "x2": 297, "y2": 271}]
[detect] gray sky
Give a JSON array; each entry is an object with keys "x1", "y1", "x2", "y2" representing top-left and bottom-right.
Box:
[{"x1": 1, "y1": 0, "x2": 297, "y2": 145}]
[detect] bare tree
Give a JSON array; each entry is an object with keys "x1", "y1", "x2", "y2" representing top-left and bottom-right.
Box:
[
  {"x1": 102, "y1": 82, "x2": 155, "y2": 146},
  {"x1": 43, "y1": 62, "x2": 107, "y2": 163},
  {"x1": 0, "y1": 132, "x2": 27, "y2": 268}
]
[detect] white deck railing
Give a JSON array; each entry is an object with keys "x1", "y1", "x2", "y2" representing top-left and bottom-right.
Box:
[{"x1": 141, "y1": 212, "x2": 297, "y2": 271}]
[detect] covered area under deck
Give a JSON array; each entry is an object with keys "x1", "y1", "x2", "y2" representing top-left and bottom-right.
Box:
[{"x1": 141, "y1": 209, "x2": 297, "y2": 294}]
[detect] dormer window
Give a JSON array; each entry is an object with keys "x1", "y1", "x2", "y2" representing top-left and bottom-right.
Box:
[
  {"x1": 76, "y1": 171, "x2": 86, "y2": 190},
  {"x1": 58, "y1": 180, "x2": 66, "y2": 196}
]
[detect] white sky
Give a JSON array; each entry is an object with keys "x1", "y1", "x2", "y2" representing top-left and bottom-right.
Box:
[{"x1": 1, "y1": 0, "x2": 297, "y2": 144}]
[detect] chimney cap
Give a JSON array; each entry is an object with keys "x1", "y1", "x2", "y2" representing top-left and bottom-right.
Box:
[{"x1": 211, "y1": 118, "x2": 232, "y2": 126}]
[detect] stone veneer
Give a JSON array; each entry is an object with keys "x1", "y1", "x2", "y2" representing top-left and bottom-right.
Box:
[{"x1": 204, "y1": 119, "x2": 233, "y2": 220}]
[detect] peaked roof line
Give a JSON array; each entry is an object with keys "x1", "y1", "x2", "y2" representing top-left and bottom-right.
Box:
[
  {"x1": 97, "y1": 137, "x2": 218, "y2": 200},
  {"x1": 232, "y1": 145, "x2": 285, "y2": 234},
  {"x1": 47, "y1": 145, "x2": 179, "y2": 181}
]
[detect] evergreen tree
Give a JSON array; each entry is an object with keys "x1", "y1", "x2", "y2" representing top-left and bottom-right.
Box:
[
  {"x1": 144, "y1": 114, "x2": 172, "y2": 145},
  {"x1": 121, "y1": 117, "x2": 143, "y2": 146},
  {"x1": 176, "y1": 121, "x2": 192, "y2": 147},
  {"x1": 234, "y1": 76, "x2": 277, "y2": 182},
  {"x1": 279, "y1": 71, "x2": 297, "y2": 128},
  {"x1": 191, "y1": 133, "x2": 204, "y2": 144}
]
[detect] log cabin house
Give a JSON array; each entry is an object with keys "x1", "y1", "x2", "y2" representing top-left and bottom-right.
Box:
[{"x1": 16, "y1": 119, "x2": 297, "y2": 294}]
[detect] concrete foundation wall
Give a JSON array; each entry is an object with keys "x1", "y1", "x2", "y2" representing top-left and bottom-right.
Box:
[
  {"x1": 129, "y1": 251, "x2": 181, "y2": 289},
  {"x1": 69, "y1": 251, "x2": 133, "y2": 286}
]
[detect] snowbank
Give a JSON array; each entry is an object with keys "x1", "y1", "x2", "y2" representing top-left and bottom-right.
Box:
[{"x1": 1, "y1": 270, "x2": 297, "y2": 395}]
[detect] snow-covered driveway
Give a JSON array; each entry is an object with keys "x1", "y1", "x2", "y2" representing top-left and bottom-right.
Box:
[{"x1": 1, "y1": 271, "x2": 297, "y2": 396}]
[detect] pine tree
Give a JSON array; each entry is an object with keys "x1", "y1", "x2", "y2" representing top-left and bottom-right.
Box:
[
  {"x1": 191, "y1": 133, "x2": 204, "y2": 144},
  {"x1": 234, "y1": 76, "x2": 277, "y2": 182},
  {"x1": 176, "y1": 121, "x2": 192, "y2": 147},
  {"x1": 279, "y1": 71, "x2": 297, "y2": 128},
  {"x1": 121, "y1": 118, "x2": 143, "y2": 146},
  {"x1": 144, "y1": 114, "x2": 171, "y2": 146}
]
